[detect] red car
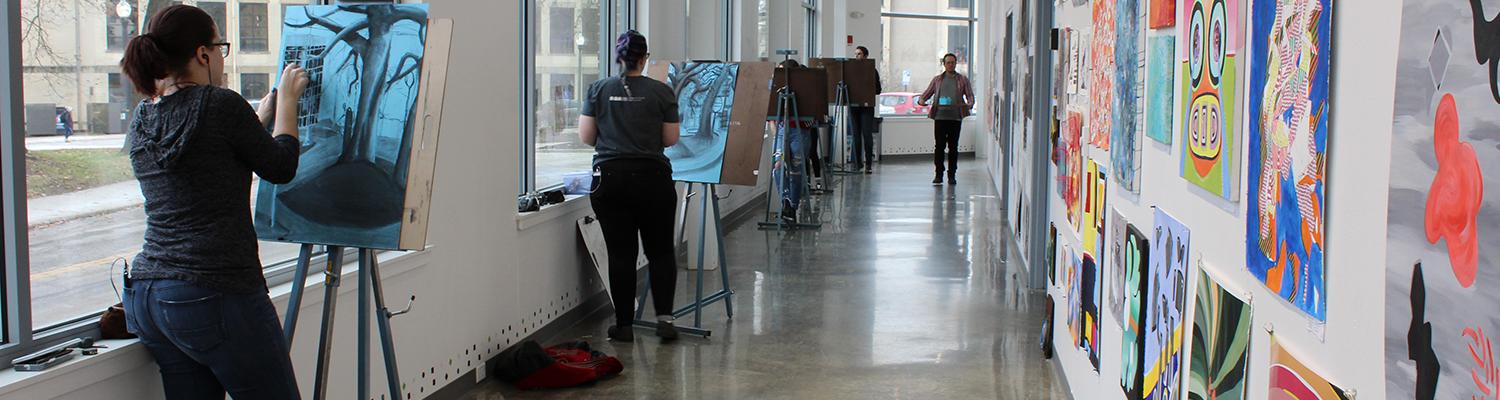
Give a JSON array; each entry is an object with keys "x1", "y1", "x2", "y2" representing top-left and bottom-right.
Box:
[{"x1": 877, "y1": 92, "x2": 930, "y2": 116}]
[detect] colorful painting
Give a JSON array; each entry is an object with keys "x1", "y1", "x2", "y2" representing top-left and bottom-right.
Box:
[
  {"x1": 1246, "y1": 0, "x2": 1329, "y2": 321},
  {"x1": 1088, "y1": 0, "x2": 1118, "y2": 150},
  {"x1": 666, "y1": 63, "x2": 739, "y2": 184},
  {"x1": 1188, "y1": 268, "x2": 1252, "y2": 400},
  {"x1": 1145, "y1": 208, "x2": 1190, "y2": 400},
  {"x1": 1082, "y1": 253, "x2": 1103, "y2": 370},
  {"x1": 1179, "y1": 0, "x2": 1242, "y2": 200},
  {"x1": 1067, "y1": 247, "x2": 1083, "y2": 347},
  {"x1": 1147, "y1": 35, "x2": 1177, "y2": 144},
  {"x1": 1118, "y1": 216, "x2": 1151, "y2": 400},
  {"x1": 1150, "y1": 0, "x2": 1176, "y2": 28},
  {"x1": 1082, "y1": 159, "x2": 1108, "y2": 256},
  {"x1": 254, "y1": 4, "x2": 433, "y2": 250},
  {"x1": 1112, "y1": 0, "x2": 1146, "y2": 193},
  {"x1": 1269, "y1": 337, "x2": 1349, "y2": 399},
  {"x1": 1057, "y1": 111, "x2": 1085, "y2": 229},
  {"x1": 1109, "y1": 209, "x2": 1128, "y2": 323},
  {"x1": 1385, "y1": 0, "x2": 1500, "y2": 398}
]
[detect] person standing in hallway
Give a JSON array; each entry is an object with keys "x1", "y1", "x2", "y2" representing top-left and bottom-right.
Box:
[
  {"x1": 849, "y1": 46, "x2": 881, "y2": 174},
  {"x1": 121, "y1": 5, "x2": 309, "y2": 398},
  {"x1": 771, "y1": 59, "x2": 816, "y2": 223},
  {"x1": 917, "y1": 53, "x2": 973, "y2": 185},
  {"x1": 578, "y1": 30, "x2": 682, "y2": 342}
]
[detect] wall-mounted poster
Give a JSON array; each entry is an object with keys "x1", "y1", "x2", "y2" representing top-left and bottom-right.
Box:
[
  {"x1": 1088, "y1": 0, "x2": 1118, "y2": 150},
  {"x1": 1116, "y1": 214, "x2": 1151, "y2": 400},
  {"x1": 1112, "y1": 0, "x2": 1146, "y2": 193},
  {"x1": 1057, "y1": 110, "x2": 1085, "y2": 230},
  {"x1": 1269, "y1": 337, "x2": 1349, "y2": 399},
  {"x1": 1187, "y1": 268, "x2": 1252, "y2": 400},
  {"x1": 254, "y1": 4, "x2": 449, "y2": 251},
  {"x1": 1149, "y1": 0, "x2": 1175, "y2": 28},
  {"x1": 1082, "y1": 253, "x2": 1103, "y2": 371},
  {"x1": 1067, "y1": 247, "x2": 1083, "y2": 346},
  {"x1": 1246, "y1": 0, "x2": 1330, "y2": 322},
  {"x1": 1179, "y1": 0, "x2": 1243, "y2": 200},
  {"x1": 1082, "y1": 159, "x2": 1108, "y2": 256},
  {"x1": 1144, "y1": 208, "x2": 1190, "y2": 400},
  {"x1": 1385, "y1": 0, "x2": 1498, "y2": 398},
  {"x1": 1146, "y1": 35, "x2": 1176, "y2": 144},
  {"x1": 1048, "y1": 223, "x2": 1060, "y2": 285}
]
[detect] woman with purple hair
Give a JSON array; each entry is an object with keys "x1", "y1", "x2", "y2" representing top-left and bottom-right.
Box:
[{"x1": 578, "y1": 30, "x2": 683, "y2": 342}]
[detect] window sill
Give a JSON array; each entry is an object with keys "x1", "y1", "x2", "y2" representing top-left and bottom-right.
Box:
[
  {"x1": 516, "y1": 194, "x2": 591, "y2": 231},
  {"x1": 0, "y1": 249, "x2": 431, "y2": 398}
]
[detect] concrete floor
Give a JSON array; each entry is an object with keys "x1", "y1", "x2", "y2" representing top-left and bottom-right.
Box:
[{"x1": 461, "y1": 157, "x2": 1068, "y2": 400}]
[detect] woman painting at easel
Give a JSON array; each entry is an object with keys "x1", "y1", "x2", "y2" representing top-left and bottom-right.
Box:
[
  {"x1": 578, "y1": 30, "x2": 683, "y2": 342},
  {"x1": 121, "y1": 5, "x2": 309, "y2": 398}
]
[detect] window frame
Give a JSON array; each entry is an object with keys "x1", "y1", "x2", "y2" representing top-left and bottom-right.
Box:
[
  {"x1": 238, "y1": 2, "x2": 270, "y2": 53},
  {"x1": 879, "y1": 5, "x2": 978, "y2": 119},
  {"x1": 0, "y1": 0, "x2": 365, "y2": 371},
  {"x1": 519, "y1": 0, "x2": 634, "y2": 196}
]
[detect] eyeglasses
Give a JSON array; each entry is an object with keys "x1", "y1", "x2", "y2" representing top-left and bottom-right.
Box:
[{"x1": 209, "y1": 42, "x2": 231, "y2": 58}]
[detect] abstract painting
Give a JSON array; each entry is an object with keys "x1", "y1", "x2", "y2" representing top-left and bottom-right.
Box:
[
  {"x1": 1179, "y1": 0, "x2": 1242, "y2": 200},
  {"x1": 1147, "y1": 35, "x2": 1177, "y2": 144},
  {"x1": 1269, "y1": 337, "x2": 1349, "y2": 399},
  {"x1": 1082, "y1": 253, "x2": 1103, "y2": 371},
  {"x1": 1088, "y1": 0, "x2": 1118, "y2": 150},
  {"x1": 255, "y1": 4, "x2": 438, "y2": 250},
  {"x1": 1246, "y1": 0, "x2": 1329, "y2": 321},
  {"x1": 1145, "y1": 208, "x2": 1190, "y2": 400},
  {"x1": 1082, "y1": 159, "x2": 1108, "y2": 257},
  {"x1": 1188, "y1": 268, "x2": 1252, "y2": 400},
  {"x1": 1385, "y1": 1, "x2": 1500, "y2": 398},
  {"x1": 1112, "y1": 0, "x2": 1146, "y2": 193},
  {"x1": 1115, "y1": 211, "x2": 1151, "y2": 400},
  {"x1": 1057, "y1": 110, "x2": 1085, "y2": 230},
  {"x1": 1150, "y1": 0, "x2": 1176, "y2": 28}
]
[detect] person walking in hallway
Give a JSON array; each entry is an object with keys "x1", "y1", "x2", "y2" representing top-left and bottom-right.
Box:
[
  {"x1": 850, "y1": 46, "x2": 881, "y2": 174},
  {"x1": 578, "y1": 30, "x2": 682, "y2": 342},
  {"x1": 917, "y1": 53, "x2": 973, "y2": 185}
]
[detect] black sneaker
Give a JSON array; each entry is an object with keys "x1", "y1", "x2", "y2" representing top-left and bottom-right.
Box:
[
  {"x1": 948, "y1": 174, "x2": 957, "y2": 185},
  {"x1": 607, "y1": 325, "x2": 634, "y2": 342},
  {"x1": 932, "y1": 173, "x2": 943, "y2": 185},
  {"x1": 864, "y1": 167, "x2": 873, "y2": 174},
  {"x1": 656, "y1": 320, "x2": 680, "y2": 341},
  {"x1": 781, "y1": 199, "x2": 798, "y2": 223}
]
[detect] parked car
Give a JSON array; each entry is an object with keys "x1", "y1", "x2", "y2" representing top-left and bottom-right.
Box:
[{"x1": 877, "y1": 92, "x2": 930, "y2": 116}]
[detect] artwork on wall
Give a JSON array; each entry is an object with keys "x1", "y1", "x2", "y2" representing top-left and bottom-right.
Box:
[
  {"x1": 1048, "y1": 223, "x2": 1060, "y2": 285},
  {"x1": 1269, "y1": 337, "x2": 1350, "y2": 399},
  {"x1": 1149, "y1": 0, "x2": 1175, "y2": 28},
  {"x1": 1057, "y1": 110, "x2": 1085, "y2": 229},
  {"x1": 1187, "y1": 268, "x2": 1252, "y2": 400},
  {"x1": 254, "y1": 4, "x2": 449, "y2": 251},
  {"x1": 1057, "y1": 28, "x2": 1073, "y2": 111},
  {"x1": 1082, "y1": 253, "x2": 1103, "y2": 371},
  {"x1": 1146, "y1": 35, "x2": 1176, "y2": 144},
  {"x1": 1246, "y1": 0, "x2": 1330, "y2": 322},
  {"x1": 1111, "y1": 0, "x2": 1146, "y2": 193},
  {"x1": 1384, "y1": 1, "x2": 1498, "y2": 397},
  {"x1": 1069, "y1": 31, "x2": 1084, "y2": 94},
  {"x1": 1144, "y1": 208, "x2": 1190, "y2": 400},
  {"x1": 1116, "y1": 212, "x2": 1151, "y2": 400},
  {"x1": 1088, "y1": 0, "x2": 1118, "y2": 150},
  {"x1": 1067, "y1": 247, "x2": 1083, "y2": 346},
  {"x1": 1179, "y1": 0, "x2": 1242, "y2": 200},
  {"x1": 1082, "y1": 159, "x2": 1108, "y2": 257},
  {"x1": 1108, "y1": 209, "x2": 1128, "y2": 322}
]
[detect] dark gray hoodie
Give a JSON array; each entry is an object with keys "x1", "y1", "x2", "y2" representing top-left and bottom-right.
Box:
[{"x1": 127, "y1": 85, "x2": 300, "y2": 293}]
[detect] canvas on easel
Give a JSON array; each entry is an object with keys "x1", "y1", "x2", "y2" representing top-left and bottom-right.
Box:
[
  {"x1": 253, "y1": 5, "x2": 451, "y2": 251},
  {"x1": 808, "y1": 58, "x2": 878, "y2": 106},
  {"x1": 766, "y1": 66, "x2": 829, "y2": 119},
  {"x1": 644, "y1": 61, "x2": 773, "y2": 186}
]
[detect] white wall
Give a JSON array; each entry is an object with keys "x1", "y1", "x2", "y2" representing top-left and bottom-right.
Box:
[{"x1": 974, "y1": 0, "x2": 1401, "y2": 399}]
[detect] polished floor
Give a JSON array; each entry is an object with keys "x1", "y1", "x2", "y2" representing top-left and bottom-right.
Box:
[{"x1": 461, "y1": 157, "x2": 1067, "y2": 399}]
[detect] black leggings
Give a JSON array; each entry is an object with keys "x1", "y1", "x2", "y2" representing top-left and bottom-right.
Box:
[
  {"x1": 590, "y1": 159, "x2": 678, "y2": 327},
  {"x1": 934, "y1": 119, "x2": 962, "y2": 174},
  {"x1": 807, "y1": 126, "x2": 823, "y2": 178},
  {"x1": 849, "y1": 106, "x2": 876, "y2": 168}
]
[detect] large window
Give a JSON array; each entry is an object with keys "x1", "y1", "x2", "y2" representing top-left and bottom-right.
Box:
[
  {"x1": 15, "y1": 0, "x2": 305, "y2": 339},
  {"x1": 239, "y1": 2, "x2": 269, "y2": 52},
  {"x1": 200, "y1": 2, "x2": 227, "y2": 39},
  {"x1": 878, "y1": 0, "x2": 975, "y2": 117},
  {"x1": 524, "y1": 0, "x2": 607, "y2": 192}
]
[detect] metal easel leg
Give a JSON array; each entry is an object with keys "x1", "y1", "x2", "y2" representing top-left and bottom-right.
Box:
[
  {"x1": 283, "y1": 243, "x2": 315, "y2": 345},
  {"x1": 367, "y1": 249, "x2": 405, "y2": 400},
  {"x1": 357, "y1": 250, "x2": 371, "y2": 400},
  {"x1": 312, "y1": 246, "x2": 345, "y2": 400},
  {"x1": 692, "y1": 185, "x2": 709, "y2": 328},
  {"x1": 711, "y1": 185, "x2": 734, "y2": 318}
]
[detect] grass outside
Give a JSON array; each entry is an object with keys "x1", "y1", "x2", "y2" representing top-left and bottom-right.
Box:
[{"x1": 25, "y1": 149, "x2": 135, "y2": 199}]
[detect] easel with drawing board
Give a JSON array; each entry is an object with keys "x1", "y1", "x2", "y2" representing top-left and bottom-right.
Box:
[
  {"x1": 808, "y1": 58, "x2": 879, "y2": 177},
  {"x1": 261, "y1": 7, "x2": 452, "y2": 400},
  {"x1": 758, "y1": 53, "x2": 826, "y2": 231}
]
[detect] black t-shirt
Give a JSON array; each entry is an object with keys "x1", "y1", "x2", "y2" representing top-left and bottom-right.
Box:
[{"x1": 582, "y1": 76, "x2": 680, "y2": 168}]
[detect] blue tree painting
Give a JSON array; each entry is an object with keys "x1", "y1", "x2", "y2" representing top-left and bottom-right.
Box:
[
  {"x1": 665, "y1": 62, "x2": 739, "y2": 183},
  {"x1": 254, "y1": 4, "x2": 429, "y2": 250}
]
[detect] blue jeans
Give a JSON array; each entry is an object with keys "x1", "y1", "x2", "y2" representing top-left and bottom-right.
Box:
[
  {"x1": 774, "y1": 125, "x2": 809, "y2": 209},
  {"x1": 124, "y1": 279, "x2": 301, "y2": 400}
]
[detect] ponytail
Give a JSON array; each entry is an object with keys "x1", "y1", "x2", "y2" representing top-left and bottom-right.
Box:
[
  {"x1": 121, "y1": 34, "x2": 168, "y2": 96},
  {"x1": 117, "y1": 5, "x2": 219, "y2": 96}
]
